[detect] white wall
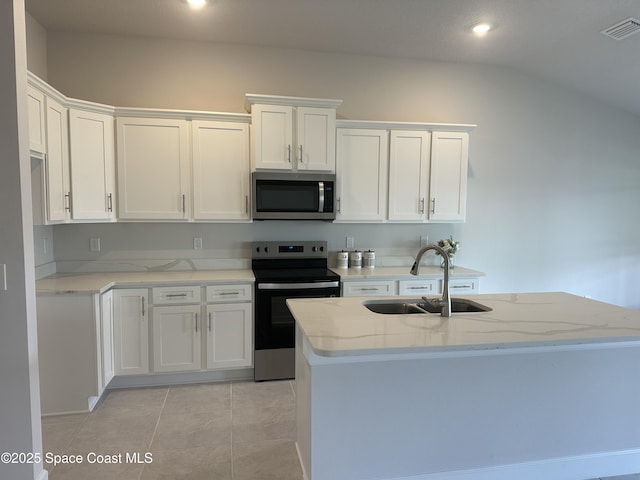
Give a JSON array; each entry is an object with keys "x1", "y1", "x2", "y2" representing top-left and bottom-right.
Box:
[
  {"x1": 44, "y1": 31, "x2": 640, "y2": 309},
  {"x1": 0, "y1": 1, "x2": 44, "y2": 479}
]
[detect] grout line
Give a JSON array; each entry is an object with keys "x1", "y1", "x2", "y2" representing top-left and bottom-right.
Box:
[{"x1": 139, "y1": 387, "x2": 169, "y2": 480}]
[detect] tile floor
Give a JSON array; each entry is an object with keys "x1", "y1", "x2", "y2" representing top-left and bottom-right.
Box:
[
  {"x1": 42, "y1": 380, "x2": 640, "y2": 480},
  {"x1": 42, "y1": 380, "x2": 302, "y2": 480}
]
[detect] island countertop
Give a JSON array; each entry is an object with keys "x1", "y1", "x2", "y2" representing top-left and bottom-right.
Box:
[{"x1": 286, "y1": 292, "x2": 640, "y2": 357}]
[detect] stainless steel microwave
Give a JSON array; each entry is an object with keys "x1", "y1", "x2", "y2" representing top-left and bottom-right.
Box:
[{"x1": 252, "y1": 172, "x2": 336, "y2": 220}]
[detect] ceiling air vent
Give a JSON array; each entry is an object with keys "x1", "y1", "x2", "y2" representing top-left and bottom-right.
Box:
[{"x1": 601, "y1": 17, "x2": 640, "y2": 40}]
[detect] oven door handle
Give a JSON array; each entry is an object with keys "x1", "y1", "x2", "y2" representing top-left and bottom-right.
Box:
[{"x1": 258, "y1": 281, "x2": 340, "y2": 290}]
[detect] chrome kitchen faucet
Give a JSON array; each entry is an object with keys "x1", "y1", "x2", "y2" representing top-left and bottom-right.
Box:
[{"x1": 410, "y1": 244, "x2": 451, "y2": 317}]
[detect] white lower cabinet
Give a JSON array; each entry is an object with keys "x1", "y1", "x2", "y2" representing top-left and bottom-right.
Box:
[
  {"x1": 447, "y1": 277, "x2": 480, "y2": 295},
  {"x1": 152, "y1": 305, "x2": 202, "y2": 373},
  {"x1": 113, "y1": 289, "x2": 149, "y2": 375},
  {"x1": 398, "y1": 279, "x2": 438, "y2": 296},
  {"x1": 206, "y1": 303, "x2": 252, "y2": 369},
  {"x1": 342, "y1": 280, "x2": 397, "y2": 297},
  {"x1": 343, "y1": 276, "x2": 480, "y2": 297}
]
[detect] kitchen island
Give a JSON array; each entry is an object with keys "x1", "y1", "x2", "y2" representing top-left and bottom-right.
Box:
[{"x1": 287, "y1": 292, "x2": 640, "y2": 480}]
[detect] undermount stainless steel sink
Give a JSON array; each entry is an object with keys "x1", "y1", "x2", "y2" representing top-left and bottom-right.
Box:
[{"x1": 363, "y1": 298, "x2": 492, "y2": 315}]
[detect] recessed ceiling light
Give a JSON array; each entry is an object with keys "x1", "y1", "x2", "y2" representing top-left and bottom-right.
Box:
[
  {"x1": 471, "y1": 23, "x2": 492, "y2": 35},
  {"x1": 186, "y1": 0, "x2": 207, "y2": 9}
]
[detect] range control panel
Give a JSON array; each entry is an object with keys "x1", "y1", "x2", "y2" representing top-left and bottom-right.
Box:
[{"x1": 252, "y1": 241, "x2": 328, "y2": 259}]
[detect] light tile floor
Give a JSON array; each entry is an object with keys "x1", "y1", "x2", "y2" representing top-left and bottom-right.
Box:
[
  {"x1": 42, "y1": 380, "x2": 640, "y2": 480},
  {"x1": 42, "y1": 380, "x2": 301, "y2": 480}
]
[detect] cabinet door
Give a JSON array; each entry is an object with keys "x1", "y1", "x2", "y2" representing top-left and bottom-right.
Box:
[
  {"x1": 335, "y1": 128, "x2": 389, "y2": 222},
  {"x1": 69, "y1": 109, "x2": 116, "y2": 221},
  {"x1": 447, "y1": 277, "x2": 480, "y2": 294},
  {"x1": 206, "y1": 303, "x2": 252, "y2": 369},
  {"x1": 296, "y1": 107, "x2": 336, "y2": 172},
  {"x1": 398, "y1": 279, "x2": 438, "y2": 296},
  {"x1": 44, "y1": 97, "x2": 71, "y2": 223},
  {"x1": 27, "y1": 86, "x2": 46, "y2": 154},
  {"x1": 152, "y1": 305, "x2": 202, "y2": 373},
  {"x1": 192, "y1": 121, "x2": 251, "y2": 220},
  {"x1": 388, "y1": 130, "x2": 431, "y2": 222},
  {"x1": 251, "y1": 104, "x2": 293, "y2": 170},
  {"x1": 428, "y1": 131, "x2": 469, "y2": 222},
  {"x1": 100, "y1": 290, "x2": 115, "y2": 389},
  {"x1": 342, "y1": 280, "x2": 396, "y2": 297},
  {"x1": 113, "y1": 289, "x2": 149, "y2": 375},
  {"x1": 117, "y1": 117, "x2": 190, "y2": 220}
]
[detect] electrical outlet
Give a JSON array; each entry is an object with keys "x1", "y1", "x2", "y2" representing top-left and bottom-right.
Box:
[
  {"x1": 194, "y1": 237, "x2": 203, "y2": 250},
  {"x1": 89, "y1": 237, "x2": 101, "y2": 252},
  {"x1": 420, "y1": 235, "x2": 429, "y2": 247},
  {"x1": 346, "y1": 236, "x2": 355, "y2": 249}
]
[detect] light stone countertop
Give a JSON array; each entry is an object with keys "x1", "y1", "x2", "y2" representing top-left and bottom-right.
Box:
[
  {"x1": 332, "y1": 265, "x2": 484, "y2": 279},
  {"x1": 287, "y1": 292, "x2": 640, "y2": 357},
  {"x1": 36, "y1": 270, "x2": 255, "y2": 295}
]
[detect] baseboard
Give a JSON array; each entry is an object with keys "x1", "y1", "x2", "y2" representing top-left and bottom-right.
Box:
[
  {"x1": 381, "y1": 449, "x2": 640, "y2": 480},
  {"x1": 107, "y1": 368, "x2": 253, "y2": 389},
  {"x1": 296, "y1": 449, "x2": 640, "y2": 480}
]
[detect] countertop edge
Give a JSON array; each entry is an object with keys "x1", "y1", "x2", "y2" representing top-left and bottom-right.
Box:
[{"x1": 36, "y1": 270, "x2": 256, "y2": 295}]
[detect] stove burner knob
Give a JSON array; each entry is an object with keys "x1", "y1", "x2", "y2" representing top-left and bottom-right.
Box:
[
  {"x1": 264, "y1": 246, "x2": 269, "y2": 253},
  {"x1": 320, "y1": 246, "x2": 324, "y2": 252},
  {"x1": 312, "y1": 246, "x2": 317, "y2": 252},
  {"x1": 256, "y1": 247, "x2": 260, "y2": 253}
]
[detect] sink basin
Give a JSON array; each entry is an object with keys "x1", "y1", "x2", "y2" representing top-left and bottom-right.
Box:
[{"x1": 363, "y1": 298, "x2": 492, "y2": 315}]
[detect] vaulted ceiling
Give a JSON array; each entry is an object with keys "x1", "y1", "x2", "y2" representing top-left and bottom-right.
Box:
[{"x1": 25, "y1": 0, "x2": 640, "y2": 117}]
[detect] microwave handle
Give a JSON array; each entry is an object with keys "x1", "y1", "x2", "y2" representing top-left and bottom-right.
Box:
[{"x1": 318, "y1": 181, "x2": 325, "y2": 213}]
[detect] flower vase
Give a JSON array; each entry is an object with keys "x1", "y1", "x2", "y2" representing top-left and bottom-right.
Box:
[{"x1": 440, "y1": 255, "x2": 454, "y2": 269}]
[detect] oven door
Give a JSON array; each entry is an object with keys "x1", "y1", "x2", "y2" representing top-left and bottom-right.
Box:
[{"x1": 255, "y1": 281, "x2": 339, "y2": 351}]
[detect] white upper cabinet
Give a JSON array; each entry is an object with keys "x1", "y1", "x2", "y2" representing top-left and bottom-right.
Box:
[
  {"x1": 192, "y1": 120, "x2": 251, "y2": 221},
  {"x1": 69, "y1": 109, "x2": 116, "y2": 221},
  {"x1": 44, "y1": 96, "x2": 71, "y2": 223},
  {"x1": 250, "y1": 104, "x2": 293, "y2": 170},
  {"x1": 388, "y1": 130, "x2": 431, "y2": 222},
  {"x1": 335, "y1": 128, "x2": 389, "y2": 222},
  {"x1": 428, "y1": 131, "x2": 469, "y2": 222},
  {"x1": 296, "y1": 106, "x2": 336, "y2": 171},
  {"x1": 246, "y1": 94, "x2": 341, "y2": 172},
  {"x1": 116, "y1": 117, "x2": 191, "y2": 220},
  {"x1": 27, "y1": 85, "x2": 46, "y2": 154}
]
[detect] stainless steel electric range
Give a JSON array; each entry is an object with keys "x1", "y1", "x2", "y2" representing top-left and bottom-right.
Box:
[{"x1": 252, "y1": 241, "x2": 340, "y2": 381}]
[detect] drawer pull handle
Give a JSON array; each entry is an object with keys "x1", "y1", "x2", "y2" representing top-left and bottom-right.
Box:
[
  {"x1": 359, "y1": 287, "x2": 380, "y2": 291},
  {"x1": 219, "y1": 291, "x2": 240, "y2": 296},
  {"x1": 165, "y1": 293, "x2": 189, "y2": 298},
  {"x1": 408, "y1": 286, "x2": 431, "y2": 290},
  {"x1": 451, "y1": 285, "x2": 472, "y2": 289}
]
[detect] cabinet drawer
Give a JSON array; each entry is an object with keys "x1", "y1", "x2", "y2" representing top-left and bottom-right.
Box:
[
  {"x1": 342, "y1": 280, "x2": 396, "y2": 297},
  {"x1": 206, "y1": 284, "x2": 253, "y2": 303},
  {"x1": 152, "y1": 286, "x2": 201, "y2": 305},
  {"x1": 398, "y1": 279, "x2": 438, "y2": 296},
  {"x1": 448, "y1": 278, "x2": 480, "y2": 294}
]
